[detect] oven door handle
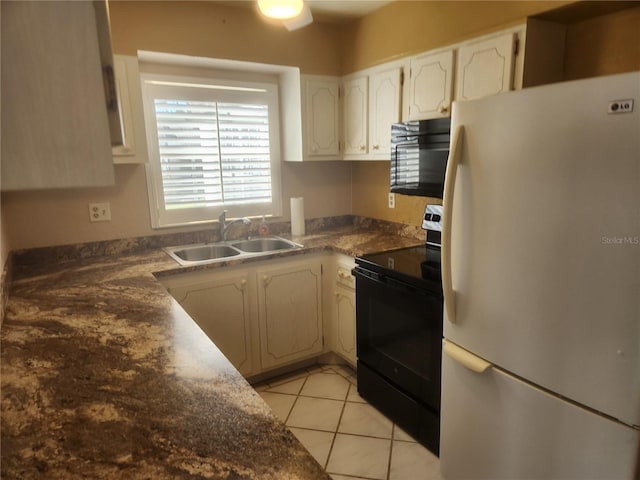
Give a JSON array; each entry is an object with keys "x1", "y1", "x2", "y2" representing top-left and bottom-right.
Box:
[
  {"x1": 442, "y1": 125, "x2": 465, "y2": 324},
  {"x1": 384, "y1": 275, "x2": 425, "y2": 296},
  {"x1": 353, "y1": 267, "x2": 436, "y2": 298}
]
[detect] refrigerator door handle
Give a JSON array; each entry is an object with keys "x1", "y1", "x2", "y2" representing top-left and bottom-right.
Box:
[
  {"x1": 442, "y1": 125, "x2": 465, "y2": 324},
  {"x1": 443, "y1": 339, "x2": 492, "y2": 373}
]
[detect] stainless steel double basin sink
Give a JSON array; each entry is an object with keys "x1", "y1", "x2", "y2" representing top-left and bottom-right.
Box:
[{"x1": 164, "y1": 236, "x2": 303, "y2": 266}]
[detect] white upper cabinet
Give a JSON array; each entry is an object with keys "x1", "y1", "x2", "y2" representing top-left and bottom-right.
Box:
[
  {"x1": 343, "y1": 76, "x2": 369, "y2": 155},
  {"x1": 301, "y1": 75, "x2": 341, "y2": 160},
  {"x1": 112, "y1": 55, "x2": 149, "y2": 164},
  {"x1": 406, "y1": 27, "x2": 524, "y2": 119},
  {"x1": 342, "y1": 63, "x2": 404, "y2": 161},
  {"x1": 1, "y1": 1, "x2": 117, "y2": 191},
  {"x1": 368, "y1": 66, "x2": 402, "y2": 159},
  {"x1": 296, "y1": 27, "x2": 524, "y2": 160},
  {"x1": 455, "y1": 32, "x2": 517, "y2": 101},
  {"x1": 408, "y1": 49, "x2": 455, "y2": 120}
]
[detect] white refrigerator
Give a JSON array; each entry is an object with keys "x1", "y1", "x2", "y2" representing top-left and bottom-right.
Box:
[{"x1": 440, "y1": 72, "x2": 639, "y2": 479}]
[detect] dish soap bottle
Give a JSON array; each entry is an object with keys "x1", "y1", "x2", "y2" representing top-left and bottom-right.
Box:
[{"x1": 259, "y1": 216, "x2": 269, "y2": 236}]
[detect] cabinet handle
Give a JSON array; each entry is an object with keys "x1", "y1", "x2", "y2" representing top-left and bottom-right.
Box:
[
  {"x1": 334, "y1": 292, "x2": 341, "y2": 299},
  {"x1": 438, "y1": 105, "x2": 449, "y2": 113},
  {"x1": 240, "y1": 279, "x2": 247, "y2": 290},
  {"x1": 372, "y1": 144, "x2": 380, "y2": 150},
  {"x1": 359, "y1": 145, "x2": 366, "y2": 151},
  {"x1": 262, "y1": 275, "x2": 271, "y2": 287}
]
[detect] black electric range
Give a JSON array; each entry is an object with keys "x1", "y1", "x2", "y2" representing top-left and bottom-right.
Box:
[{"x1": 352, "y1": 205, "x2": 444, "y2": 455}]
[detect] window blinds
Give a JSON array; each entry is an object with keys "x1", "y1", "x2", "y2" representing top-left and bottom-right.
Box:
[{"x1": 154, "y1": 99, "x2": 272, "y2": 210}]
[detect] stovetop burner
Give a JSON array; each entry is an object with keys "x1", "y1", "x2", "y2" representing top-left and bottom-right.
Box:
[{"x1": 356, "y1": 244, "x2": 442, "y2": 293}]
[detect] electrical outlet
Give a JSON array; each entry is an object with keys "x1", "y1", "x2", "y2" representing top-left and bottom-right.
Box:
[
  {"x1": 89, "y1": 203, "x2": 111, "y2": 222},
  {"x1": 388, "y1": 192, "x2": 395, "y2": 209}
]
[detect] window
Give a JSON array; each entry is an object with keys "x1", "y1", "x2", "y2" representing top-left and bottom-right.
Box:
[{"x1": 141, "y1": 73, "x2": 282, "y2": 228}]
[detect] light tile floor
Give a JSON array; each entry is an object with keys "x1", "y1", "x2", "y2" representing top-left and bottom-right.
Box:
[{"x1": 254, "y1": 365, "x2": 443, "y2": 480}]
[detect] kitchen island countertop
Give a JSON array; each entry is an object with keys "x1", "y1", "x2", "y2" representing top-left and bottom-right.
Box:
[{"x1": 1, "y1": 223, "x2": 423, "y2": 479}]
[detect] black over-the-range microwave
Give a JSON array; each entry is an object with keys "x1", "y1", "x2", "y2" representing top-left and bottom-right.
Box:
[{"x1": 390, "y1": 118, "x2": 451, "y2": 198}]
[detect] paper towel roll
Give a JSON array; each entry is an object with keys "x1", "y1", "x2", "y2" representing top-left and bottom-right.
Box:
[{"x1": 290, "y1": 197, "x2": 305, "y2": 236}]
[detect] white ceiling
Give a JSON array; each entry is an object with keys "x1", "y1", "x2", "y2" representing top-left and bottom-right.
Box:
[
  {"x1": 219, "y1": 0, "x2": 394, "y2": 23},
  {"x1": 306, "y1": 0, "x2": 394, "y2": 22}
]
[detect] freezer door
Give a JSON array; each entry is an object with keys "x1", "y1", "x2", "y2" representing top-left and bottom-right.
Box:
[
  {"x1": 443, "y1": 72, "x2": 640, "y2": 425},
  {"x1": 440, "y1": 348, "x2": 639, "y2": 480}
]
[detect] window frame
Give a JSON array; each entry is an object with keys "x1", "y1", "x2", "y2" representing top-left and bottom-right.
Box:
[{"x1": 141, "y1": 72, "x2": 283, "y2": 229}]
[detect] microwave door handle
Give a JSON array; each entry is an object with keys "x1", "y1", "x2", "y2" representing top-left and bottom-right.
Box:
[{"x1": 442, "y1": 125, "x2": 465, "y2": 325}]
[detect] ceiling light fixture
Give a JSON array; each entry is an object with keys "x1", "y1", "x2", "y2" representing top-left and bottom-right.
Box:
[{"x1": 257, "y1": 0, "x2": 304, "y2": 20}]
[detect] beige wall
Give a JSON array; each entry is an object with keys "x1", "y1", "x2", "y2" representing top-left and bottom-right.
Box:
[
  {"x1": 564, "y1": 6, "x2": 640, "y2": 80},
  {"x1": 2, "y1": 161, "x2": 352, "y2": 251},
  {"x1": 1, "y1": 203, "x2": 7, "y2": 264},
  {"x1": 109, "y1": 1, "x2": 342, "y2": 75},
  {"x1": 1, "y1": 1, "x2": 351, "y2": 251}
]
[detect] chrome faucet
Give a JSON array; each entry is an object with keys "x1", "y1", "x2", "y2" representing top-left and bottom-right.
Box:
[{"x1": 218, "y1": 210, "x2": 251, "y2": 241}]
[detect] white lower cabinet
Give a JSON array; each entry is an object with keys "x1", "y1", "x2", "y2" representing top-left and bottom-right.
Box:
[
  {"x1": 330, "y1": 256, "x2": 357, "y2": 367},
  {"x1": 256, "y1": 259, "x2": 324, "y2": 369},
  {"x1": 333, "y1": 286, "x2": 356, "y2": 366},
  {"x1": 165, "y1": 270, "x2": 254, "y2": 376},
  {"x1": 162, "y1": 253, "x2": 331, "y2": 378}
]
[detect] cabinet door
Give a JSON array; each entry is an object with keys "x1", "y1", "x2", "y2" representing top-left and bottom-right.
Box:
[
  {"x1": 112, "y1": 55, "x2": 148, "y2": 164},
  {"x1": 456, "y1": 32, "x2": 516, "y2": 101},
  {"x1": 257, "y1": 260, "x2": 323, "y2": 369},
  {"x1": 303, "y1": 77, "x2": 340, "y2": 159},
  {"x1": 333, "y1": 285, "x2": 356, "y2": 367},
  {"x1": 1, "y1": 1, "x2": 115, "y2": 190},
  {"x1": 409, "y1": 50, "x2": 454, "y2": 120},
  {"x1": 368, "y1": 67, "x2": 402, "y2": 159},
  {"x1": 168, "y1": 272, "x2": 253, "y2": 376},
  {"x1": 343, "y1": 76, "x2": 369, "y2": 155}
]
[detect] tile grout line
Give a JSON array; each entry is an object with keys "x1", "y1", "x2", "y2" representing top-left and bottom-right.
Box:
[
  {"x1": 282, "y1": 373, "x2": 310, "y2": 425},
  {"x1": 322, "y1": 369, "x2": 351, "y2": 473},
  {"x1": 387, "y1": 424, "x2": 397, "y2": 480}
]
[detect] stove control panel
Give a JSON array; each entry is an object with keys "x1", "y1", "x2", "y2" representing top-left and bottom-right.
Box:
[{"x1": 422, "y1": 204, "x2": 443, "y2": 231}]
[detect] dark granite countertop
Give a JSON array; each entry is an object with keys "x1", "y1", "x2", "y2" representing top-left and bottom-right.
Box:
[{"x1": 1, "y1": 222, "x2": 423, "y2": 479}]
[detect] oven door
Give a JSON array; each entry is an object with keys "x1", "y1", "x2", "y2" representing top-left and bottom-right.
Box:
[{"x1": 353, "y1": 267, "x2": 443, "y2": 411}]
